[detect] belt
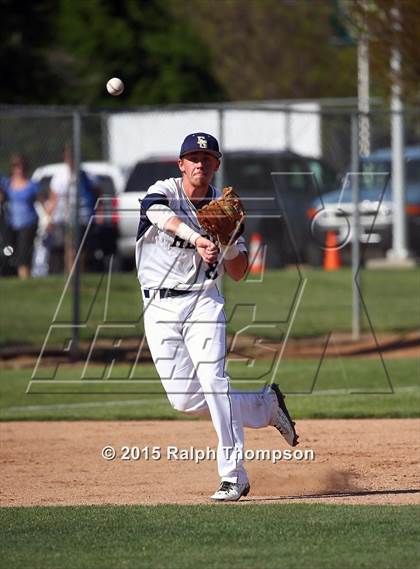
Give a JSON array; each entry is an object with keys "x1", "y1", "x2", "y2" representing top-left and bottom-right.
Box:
[{"x1": 143, "y1": 288, "x2": 192, "y2": 299}]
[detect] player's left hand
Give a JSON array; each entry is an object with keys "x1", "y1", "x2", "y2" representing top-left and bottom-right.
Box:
[
  {"x1": 196, "y1": 236, "x2": 219, "y2": 264},
  {"x1": 196, "y1": 186, "x2": 245, "y2": 246}
]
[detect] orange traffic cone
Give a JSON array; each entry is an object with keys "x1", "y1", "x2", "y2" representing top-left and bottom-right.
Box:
[
  {"x1": 323, "y1": 231, "x2": 341, "y2": 271},
  {"x1": 249, "y1": 232, "x2": 265, "y2": 274}
]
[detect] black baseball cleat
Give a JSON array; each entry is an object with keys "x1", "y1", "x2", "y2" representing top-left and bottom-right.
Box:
[
  {"x1": 210, "y1": 481, "x2": 250, "y2": 502},
  {"x1": 270, "y1": 383, "x2": 299, "y2": 447}
]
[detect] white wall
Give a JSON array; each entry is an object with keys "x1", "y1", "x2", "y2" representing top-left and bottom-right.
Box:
[{"x1": 108, "y1": 102, "x2": 320, "y2": 168}]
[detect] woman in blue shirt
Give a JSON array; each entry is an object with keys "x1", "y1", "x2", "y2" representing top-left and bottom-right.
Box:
[{"x1": 1, "y1": 155, "x2": 49, "y2": 279}]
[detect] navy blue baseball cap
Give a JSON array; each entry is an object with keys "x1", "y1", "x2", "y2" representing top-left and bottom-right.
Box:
[{"x1": 179, "y1": 132, "x2": 222, "y2": 159}]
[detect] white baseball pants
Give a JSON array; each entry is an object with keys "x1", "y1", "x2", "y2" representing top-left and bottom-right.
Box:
[{"x1": 143, "y1": 285, "x2": 277, "y2": 485}]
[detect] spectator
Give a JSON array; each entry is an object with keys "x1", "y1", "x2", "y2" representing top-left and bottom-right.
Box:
[
  {"x1": 0, "y1": 176, "x2": 14, "y2": 277},
  {"x1": 48, "y1": 144, "x2": 101, "y2": 273},
  {"x1": 0, "y1": 154, "x2": 50, "y2": 279}
]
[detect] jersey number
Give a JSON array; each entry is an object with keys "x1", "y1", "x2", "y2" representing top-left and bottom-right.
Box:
[
  {"x1": 205, "y1": 263, "x2": 218, "y2": 280},
  {"x1": 171, "y1": 236, "x2": 195, "y2": 249}
]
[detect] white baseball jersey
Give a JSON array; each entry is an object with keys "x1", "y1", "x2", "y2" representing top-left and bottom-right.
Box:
[{"x1": 135, "y1": 177, "x2": 247, "y2": 291}]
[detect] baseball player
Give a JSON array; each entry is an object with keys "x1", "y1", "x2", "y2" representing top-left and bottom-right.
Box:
[{"x1": 135, "y1": 132, "x2": 298, "y2": 501}]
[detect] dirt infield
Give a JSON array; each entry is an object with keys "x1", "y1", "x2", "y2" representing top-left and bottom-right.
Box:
[{"x1": 1, "y1": 419, "x2": 419, "y2": 507}]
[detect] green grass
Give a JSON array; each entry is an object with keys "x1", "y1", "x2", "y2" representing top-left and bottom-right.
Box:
[
  {"x1": 0, "y1": 268, "x2": 418, "y2": 347},
  {"x1": 1, "y1": 358, "x2": 418, "y2": 420},
  {"x1": 224, "y1": 266, "x2": 420, "y2": 337},
  {"x1": 0, "y1": 272, "x2": 142, "y2": 348},
  {"x1": 0, "y1": 504, "x2": 419, "y2": 569}
]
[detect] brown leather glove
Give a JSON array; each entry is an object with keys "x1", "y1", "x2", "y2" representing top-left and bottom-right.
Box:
[{"x1": 196, "y1": 186, "x2": 245, "y2": 245}]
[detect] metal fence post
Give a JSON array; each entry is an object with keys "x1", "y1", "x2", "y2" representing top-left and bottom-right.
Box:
[
  {"x1": 285, "y1": 105, "x2": 292, "y2": 151},
  {"x1": 71, "y1": 109, "x2": 81, "y2": 360},
  {"x1": 215, "y1": 106, "x2": 225, "y2": 189},
  {"x1": 351, "y1": 113, "x2": 361, "y2": 340},
  {"x1": 100, "y1": 111, "x2": 110, "y2": 162},
  {"x1": 215, "y1": 106, "x2": 225, "y2": 293},
  {"x1": 389, "y1": 5, "x2": 409, "y2": 260}
]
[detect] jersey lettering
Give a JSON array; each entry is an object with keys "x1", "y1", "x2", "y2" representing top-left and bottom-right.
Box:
[
  {"x1": 171, "y1": 236, "x2": 195, "y2": 249},
  {"x1": 205, "y1": 263, "x2": 219, "y2": 280}
]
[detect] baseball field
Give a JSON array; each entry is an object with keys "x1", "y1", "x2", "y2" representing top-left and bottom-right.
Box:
[{"x1": 1, "y1": 268, "x2": 419, "y2": 568}]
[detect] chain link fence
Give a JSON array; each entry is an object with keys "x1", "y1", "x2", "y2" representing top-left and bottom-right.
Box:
[{"x1": 0, "y1": 101, "x2": 419, "y2": 280}]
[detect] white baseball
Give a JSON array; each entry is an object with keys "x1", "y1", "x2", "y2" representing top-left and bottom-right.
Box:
[{"x1": 106, "y1": 77, "x2": 124, "y2": 96}]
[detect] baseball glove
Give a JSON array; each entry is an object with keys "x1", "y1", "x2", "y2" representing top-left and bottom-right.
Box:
[{"x1": 196, "y1": 186, "x2": 245, "y2": 245}]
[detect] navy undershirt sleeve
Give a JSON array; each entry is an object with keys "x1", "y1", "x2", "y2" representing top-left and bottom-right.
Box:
[
  {"x1": 137, "y1": 193, "x2": 170, "y2": 241},
  {"x1": 141, "y1": 193, "x2": 169, "y2": 212}
]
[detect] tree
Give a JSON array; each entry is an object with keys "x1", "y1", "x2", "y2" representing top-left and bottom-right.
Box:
[
  {"x1": 172, "y1": 0, "x2": 358, "y2": 101},
  {"x1": 0, "y1": 0, "x2": 225, "y2": 105},
  {"x1": 52, "y1": 0, "x2": 225, "y2": 105},
  {"x1": 0, "y1": 0, "x2": 60, "y2": 103},
  {"x1": 351, "y1": 0, "x2": 420, "y2": 102}
]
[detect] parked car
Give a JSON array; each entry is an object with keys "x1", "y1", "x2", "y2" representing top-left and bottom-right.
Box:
[
  {"x1": 116, "y1": 151, "x2": 338, "y2": 268},
  {"x1": 307, "y1": 146, "x2": 420, "y2": 265},
  {"x1": 32, "y1": 161, "x2": 125, "y2": 271},
  {"x1": 115, "y1": 157, "x2": 178, "y2": 265}
]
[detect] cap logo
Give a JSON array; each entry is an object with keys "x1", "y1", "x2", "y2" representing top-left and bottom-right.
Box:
[{"x1": 196, "y1": 135, "x2": 208, "y2": 149}]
